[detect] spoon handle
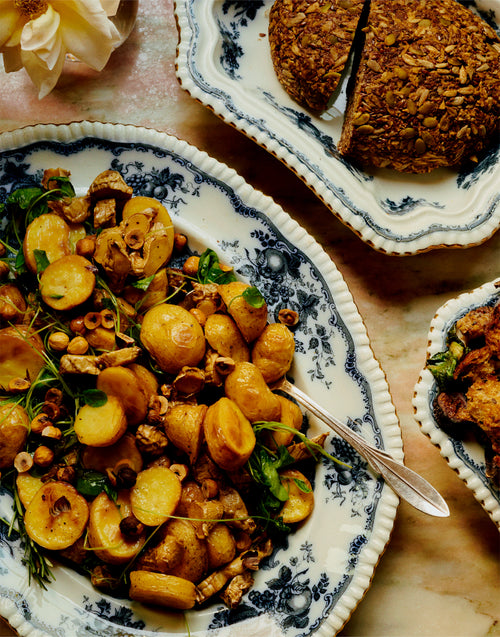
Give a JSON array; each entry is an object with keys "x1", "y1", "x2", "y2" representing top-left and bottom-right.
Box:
[{"x1": 274, "y1": 379, "x2": 449, "y2": 518}]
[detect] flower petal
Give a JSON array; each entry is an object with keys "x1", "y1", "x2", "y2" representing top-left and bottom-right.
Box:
[
  {"x1": 21, "y1": 46, "x2": 66, "y2": 99},
  {"x1": 0, "y1": 5, "x2": 24, "y2": 48},
  {"x1": 100, "y1": 0, "x2": 121, "y2": 17},
  {"x1": 51, "y1": 0, "x2": 121, "y2": 70},
  {"x1": 20, "y1": 7, "x2": 62, "y2": 71}
]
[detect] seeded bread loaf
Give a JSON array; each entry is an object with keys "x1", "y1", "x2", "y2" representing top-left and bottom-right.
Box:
[
  {"x1": 269, "y1": 0, "x2": 366, "y2": 112},
  {"x1": 337, "y1": 0, "x2": 500, "y2": 172}
]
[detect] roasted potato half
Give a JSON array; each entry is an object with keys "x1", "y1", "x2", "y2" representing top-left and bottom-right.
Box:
[
  {"x1": 279, "y1": 469, "x2": 314, "y2": 524},
  {"x1": 87, "y1": 490, "x2": 146, "y2": 564},
  {"x1": 24, "y1": 481, "x2": 89, "y2": 550},
  {"x1": 130, "y1": 466, "x2": 182, "y2": 527},
  {"x1": 74, "y1": 395, "x2": 127, "y2": 447},
  {"x1": 23, "y1": 213, "x2": 71, "y2": 273},
  {"x1": 0, "y1": 326, "x2": 45, "y2": 390},
  {"x1": 129, "y1": 571, "x2": 197, "y2": 609},
  {"x1": 39, "y1": 254, "x2": 96, "y2": 311}
]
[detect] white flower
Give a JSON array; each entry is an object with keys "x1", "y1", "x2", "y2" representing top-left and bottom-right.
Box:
[{"x1": 0, "y1": 0, "x2": 122, "y2": 98}]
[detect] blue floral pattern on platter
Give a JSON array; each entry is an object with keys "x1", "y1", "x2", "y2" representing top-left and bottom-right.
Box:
[
  {"x1": 0, "y1": 123, "x2": 399, "y2": 637},
  {"x1": 413, "y1": 280, "x2": 500, "y2": 528},
  {"x1": 175, "y1": 0, "x2": 500, "y2": 255}
]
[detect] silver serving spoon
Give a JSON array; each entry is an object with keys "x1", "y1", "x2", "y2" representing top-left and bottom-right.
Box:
[{"x1": 272, "y1": 377, "x2": 449, "y2": 518}]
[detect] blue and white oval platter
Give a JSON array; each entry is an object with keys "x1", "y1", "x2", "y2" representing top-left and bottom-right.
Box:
[{"x1": 0, "y1": 122, "x2": 400, "y2": 637}]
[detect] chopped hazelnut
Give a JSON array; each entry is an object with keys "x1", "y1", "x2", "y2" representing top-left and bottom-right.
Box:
[
  {"x1": 14, "y1": 451, "x2": 33, "y2": 473},
  {"x1": 8, "y1": 377, "x2": 30, "y2": 393},
  {"x1": 31, "y1": 413, "x2": 53, "y2": 434}
]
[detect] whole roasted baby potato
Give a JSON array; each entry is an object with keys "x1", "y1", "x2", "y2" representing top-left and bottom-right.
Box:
[
  {"x1": 224, "y1": 361, "x2": 281, "y2": 423},
  {"x1": 206, "y1": 523, "x2": 236, "y2": 570},
  {"x1": 158, "y1": 518, "x2": 208, "y2": 583},
  {"x1": 24, "y1": 481, "x2": 89, "y2": 550},
  {"x1": 0, "y1": 284, "x2": 26, "y2": 323},
  {"x1": 74, "y1": 395, "x2": 127, "y2": 447},
  {"x1": 163, "y1": 403, "x2": 207, "y2": 464},
  {"x1": 140, "y1": 303, "x2": 206, "y2": 374},
  {"x1": 251, "y1": 323, "x2": 295, "y2": 383},
  {"x1": 204, "y1": 314, "x2": 250, "y2": 362},
  {"x1": 218, "y1": 281, "x2": 268, "y2": 343},
  {"x1": 0, "y1": 402, "x2": 30, "y2": 469},
  {"x1": 203, "y1": 396, "x2": 256, "y2": 471},
  {"x1": 87, "y1": 490, "x2": 146, "y2": 564},
  {"x1": 39, "y1": 254, "x2": 96, "y2": 311},
  {"x1": 0, "y1": 326, "x2": 45, "y2": 390},
  {"x1": 122, "y1": 196, "x2": 174, "y2": 263},
  {"x1": 23, "y1": 213, "x2": 71, "y2": 273}
]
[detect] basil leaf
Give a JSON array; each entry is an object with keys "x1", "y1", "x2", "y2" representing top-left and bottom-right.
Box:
[
  {"x1": 34, "y1": 249, "x2": 50, "y2": 273},
  {"x1": 46, "y1": 176, "x2": 75, "y2": 199},
  {"x1": 197, "y1": 248, "x2": 236, "y2": 284},
  {"x1": 81, "y1": 389, "x2": 108, "y2": 407},
  {"x1": 242, "y1": 286, "x2": 265, "y2": 308},
  {"x1": 76, "y1": 470, "x2": 109, "y2": 498},
  {"x1": 7, "y1": 187, "x2": 44, "y2": 210},
  {"x1": 293, "y1": 478, "x2": 312, "y2": 493},
  {"x1": 132, "y1": 274, "x2": 155, "y2": 291}
]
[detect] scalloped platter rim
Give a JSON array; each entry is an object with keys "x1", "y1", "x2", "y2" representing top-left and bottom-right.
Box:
[
  {"x1": 412, "y1": 279, "x2": 500, "y2": 528},
  {"x1": 0, "y1": 121, "x2": 401, "y2": 637},
  {"x1": 174, "y1": 0, "x2": 500, "y2": 256}
]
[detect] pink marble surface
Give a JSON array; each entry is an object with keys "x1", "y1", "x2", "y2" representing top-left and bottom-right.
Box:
[{"x1": 0, "y1": 2, "x2": 499, "y2": 636}]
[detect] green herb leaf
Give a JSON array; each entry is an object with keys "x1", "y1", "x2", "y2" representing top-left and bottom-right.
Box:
[
  {"x1": 293, "y1": 477, "x2": 312, "y2": 493},
  {"x1": 34, "y1": 249, "x2": 50, "y2": 273},
  {"x1": 7, "y1": 186, "x2": 45, "y2": 210},
  {"x1": 14, "y1": 250, "x2": 26, "y2": 274},
  {"x1": 76, "y1": 470, "x2": 111, "y2": 498},
  {"x1": 426, "y1": 340, "x2": 464, "y2": 391},
  {"x1": 81, "y1": 389, "x2": 108, "y2": 407},
  {"x1": 242, "y1": 286, "x2": 265, "y2": 308},
  {"x1": 197, "y1": 248, "x2": 236, "y2": 285},
  {"x1": 45, "y1": 176, "x2": 75, "y2": 199},
  {"x1": 132, "y1": 274, "x2": 155, "y2": 291}
]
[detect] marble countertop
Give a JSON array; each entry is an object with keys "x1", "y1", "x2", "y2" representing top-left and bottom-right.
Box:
[{"x1": 0, "y1": 2, "x2": 498, "y2": 636}]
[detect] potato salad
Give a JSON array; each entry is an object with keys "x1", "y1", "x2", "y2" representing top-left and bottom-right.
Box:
[{"x1": 0, "y1": 168, "x2": 333, "y2": 611}]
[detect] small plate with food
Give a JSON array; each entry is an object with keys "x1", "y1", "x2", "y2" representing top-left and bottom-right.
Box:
[
  {"x1": 174, "y1": 0, "x2": 500, "y2": 255},
  {"x1": 0, "y1": 122, "x2": 400, "y2": 637},
  {"x1": 413, "y1": 279, "x2": 500, "y2": 527}
]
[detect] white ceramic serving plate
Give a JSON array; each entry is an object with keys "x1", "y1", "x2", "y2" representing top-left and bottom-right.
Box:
[
  {"x1": 174, "y1": 0, "x2": 500, "y2": 256},
  {"x1": 413, "y1": 280, "x2": 500, "y2": 528},
  {"x1": 0, "y1": 122, "x2": 400, "y2": 637}
]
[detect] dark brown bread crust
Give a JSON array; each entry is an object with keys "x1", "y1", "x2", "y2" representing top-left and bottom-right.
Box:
[
  {"x1": 338, "y1": 0, "x2": 500, "y2": 173},
  {"x1": 269, "y1": 0, "x2": 366, "y2": 112}
]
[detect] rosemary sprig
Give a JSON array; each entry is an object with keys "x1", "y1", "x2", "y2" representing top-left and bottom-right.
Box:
[{"x1": 11, "y1": 488, "x2": 54, "y2": 589}]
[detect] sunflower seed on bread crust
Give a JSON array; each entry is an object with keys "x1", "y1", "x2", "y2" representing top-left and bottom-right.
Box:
[
  {"x1": 338, "y1": 0, "x2": 500, "y2": 173},
  {"x1": 269, "y1": 0, "x2": 366, "y2": 112}
]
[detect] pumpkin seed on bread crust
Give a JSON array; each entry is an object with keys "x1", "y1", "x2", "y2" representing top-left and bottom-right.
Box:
[
  {"x1": 338, "y1": 0, "x2": 500, "y2": 173},
  {"x1": 269, "y1": 0, "x2": 366, "y2": 112}
]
